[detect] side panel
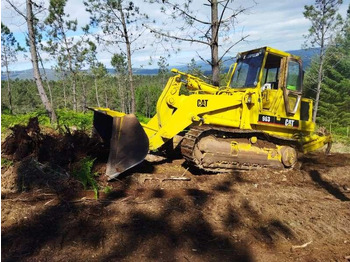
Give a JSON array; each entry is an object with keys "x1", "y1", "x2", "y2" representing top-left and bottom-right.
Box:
[{"x1": 146, "y1": 93, "x2": 244, "y2": 150}]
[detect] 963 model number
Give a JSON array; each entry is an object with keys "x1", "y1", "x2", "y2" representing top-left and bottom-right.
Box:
[{"x1": 258, "y1": 114, "x2": 299, "y2": 128}]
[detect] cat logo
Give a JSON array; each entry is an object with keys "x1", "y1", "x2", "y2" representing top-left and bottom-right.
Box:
[
  {"x1": 285, "y1": 119, "x2": 295, "y2": 127},
  {"x1": 197, "y1": 99, "x2": 208, "y2": 107}
]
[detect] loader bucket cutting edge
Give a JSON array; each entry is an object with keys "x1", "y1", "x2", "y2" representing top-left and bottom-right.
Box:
[{"x1": 92, "y1": 110, "x2": 149, "y2": 180}]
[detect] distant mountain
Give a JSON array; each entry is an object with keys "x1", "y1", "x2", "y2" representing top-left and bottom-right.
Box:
[
  {"x1": 1, "y1": 48, "x2": 319, "y2": 81},
  {"x1": 289, "y1": 48, "x2": 319, "y2": 68},
  {"x1": 1, "y1": 68, "x2": 60, "y2": 81}
]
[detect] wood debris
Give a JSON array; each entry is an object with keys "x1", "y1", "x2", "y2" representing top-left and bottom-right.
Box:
[
  {"x1": 291, "y1": 240, "x2": 313, "y2": 251},
  {"x1": 162, "y1": 176, "x2": 191, "y2": 181}
]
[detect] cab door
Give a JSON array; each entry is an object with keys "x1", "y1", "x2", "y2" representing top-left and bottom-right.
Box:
[
  {"x1": 261, "y1": 53, "x2": 283, "y2": 111},
  {"x1": 282, "y1": 58, "x2": 303, "y2": 116}
]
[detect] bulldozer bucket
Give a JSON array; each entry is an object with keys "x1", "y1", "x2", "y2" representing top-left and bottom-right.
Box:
[{"x1": 91, "y1": 109, "x2": 149, "y2": 180}]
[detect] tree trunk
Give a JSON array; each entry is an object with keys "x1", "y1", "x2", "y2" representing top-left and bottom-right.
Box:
[
  {"x1": 119, "y1": 6, "x2": 135, "y2": 113},
  {"x1": 26, "y1": 0, "x2": 57, "y2": 123},
  {"x1": 211, "y1": 0, "x2": 220, "y2": 86},
  {"x1": 39, "y1": 54, "x2": 54, "y2": 109},
  {"x1": 60, "y1": 21, "x2": 77, "y2": 112},
  {"x1": 104, "y1": 85, "x2": 108, "y2": 108},
  {"x1": 5, "y1": 61, "x2": 13, "y2": 114},
  {"x1": 118, "y1": 75, "x2": 125, "y2": 112},
  {"x1": 72, "y1": 75, "x2": 77, "y2": 111},
  {"x1": 312, "y1": 10, "x2": 326, "y2": 123},
  {"x1": 63, "y1": 81, "x2": 67, "y2": 108},
  {"x1": 126, "y1": 47, "x2": 135, "y2": 113},
  {"x1": 313, "y1": 55, "x2": 324, "y2": 122},
  {"x1": 94, "y1": 77, "x2": 101, "y2": 107},
  {"x1": 82, "y1": 80, "x2": 87, "y2": 113}
]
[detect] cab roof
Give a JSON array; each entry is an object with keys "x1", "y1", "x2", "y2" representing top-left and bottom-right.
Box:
[{"x1": 239, "y1": 46, "x2": 301, "y2": 61}]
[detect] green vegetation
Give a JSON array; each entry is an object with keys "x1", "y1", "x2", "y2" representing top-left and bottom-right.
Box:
[
  {"x1": 73, "y1": 157, "x2": 99, "y2": 199},
  {"x1": 1, "y1": 109, "x2": 93, "y2": 133},
  {"x1": 304, "y1": 5, "x2": 350, "y2": 146},
  {"x1": 1, "y1": 158, "x2": 13, "y2": 169},
  {"x1": 103, "y1": 185, "x2": 112, "y2": 195},
  {"x1": 1, "y1": 73, "x2": 167, "y2": 117}
]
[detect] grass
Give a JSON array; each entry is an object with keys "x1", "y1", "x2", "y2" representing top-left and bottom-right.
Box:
[
  {"x1": 331, "y1": 134, "x2": 350, "y2": 153},
  {"x1": 331, "y1": 142, "x2": 350, "y2": 153}
]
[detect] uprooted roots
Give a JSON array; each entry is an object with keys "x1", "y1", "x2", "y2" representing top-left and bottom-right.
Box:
[{"x1": 2, "y1": 117, "x2": 109, "y2": 170}]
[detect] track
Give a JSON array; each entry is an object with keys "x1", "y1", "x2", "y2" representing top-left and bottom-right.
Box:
[{"x1": 181, "y1": 125, "x2": 299, "y2": 172}]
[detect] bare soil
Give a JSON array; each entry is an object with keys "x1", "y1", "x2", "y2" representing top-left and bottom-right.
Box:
[{"x1": 1, "y1": 119, "x2": 350, "y2": 262}]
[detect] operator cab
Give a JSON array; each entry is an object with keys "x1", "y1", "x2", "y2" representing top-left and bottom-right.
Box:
[{"x1": 229, "y1": 47, "x2": 303, "y2": 116}]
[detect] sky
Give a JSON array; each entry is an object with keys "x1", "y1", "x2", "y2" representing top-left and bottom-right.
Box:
[{"x1": 1, "y1": 0, "x2": 349, "y2": 71}]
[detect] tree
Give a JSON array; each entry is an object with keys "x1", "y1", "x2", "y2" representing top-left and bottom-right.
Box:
[
  {"x1": 5, "y1": 0, "x2": 57, "y2": 123},
  {"x1": 157, "y1": 55, "x2": 169, "y2": 85},
  {"x1": 54, "y1": 61, "x2": 69, "y2": 108},
  {"x1": 111, "y1": 53, "x2": 128, "y2": 112},
  {"x1": 45, "y1": 0, "x2": 81, "y2": 112},
  {"x1": 304, "y1": 3, "x2": 350, "y2": 129},
  {"x1": 303, "y1": 0, "x2": 343, "y2": 122},
  {"x1": 1, "y1": 23, "x2": 24, "y2": 114},
  {"x1": 91, "y1": 62, "x2": 108, "y2": 108},
  {"x1": 187, "y1": 58, "x2": 204, "y2": 77},
  {"x1": 84, "y1": 0, "x2": 149, "y2": 113},
  {"x1": 145, "y1": 0, "x2": 251, "y2": 86}
]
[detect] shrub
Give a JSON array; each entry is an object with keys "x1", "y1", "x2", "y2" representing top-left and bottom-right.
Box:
[
  {"x1": 1, "y1": 109, "x2": 94, "y2": 133},
  {"x1": 73, "y1": 157, "x2": 99, "y2": 199},
  {"x1": 56, "y1": 109, "x2": 93, "y2": 131},
  {"x1": 135, "y1": 113, "x2": 150, "y2": 124}
]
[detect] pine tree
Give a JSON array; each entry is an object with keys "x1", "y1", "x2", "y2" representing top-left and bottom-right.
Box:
[
  {"x1": 1, "y1": 23, "x2": 24, "y2": 114},
  {"x1": 5, "y1": 0, "x2": 57, "y2": 123},
  {"x1": 45, "y1": 0, "x2": 93, "y2": 112},
  {"x1": 84, "y1": 0, "x2": 149, "y2": 113},
  {"x1": 304, "y1": 3, "x2": 350, "y2": 129},
  {"x1": 303, "y1": 0, "x2": 343, "y2": 122}
]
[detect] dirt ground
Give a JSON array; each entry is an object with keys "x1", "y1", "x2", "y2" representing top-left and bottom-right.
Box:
[{"x1": 1, "y1": 120, "x2": 350, "y2": 262}]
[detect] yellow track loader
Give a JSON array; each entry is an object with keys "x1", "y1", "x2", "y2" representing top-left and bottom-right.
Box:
[{"x1": 90, "y1": 47, "x2": 331, "y2": 180}]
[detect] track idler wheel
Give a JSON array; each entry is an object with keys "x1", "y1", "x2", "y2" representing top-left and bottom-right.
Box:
[{"x1": 280, "y1": 146, "x2": 297, "y2": 167}]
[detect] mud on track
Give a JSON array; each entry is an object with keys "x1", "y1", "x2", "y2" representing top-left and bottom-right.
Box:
[{"x1": 1, "y1": 119, "x2": 350, "y2": 262}]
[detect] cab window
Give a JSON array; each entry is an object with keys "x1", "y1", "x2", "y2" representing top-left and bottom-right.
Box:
[
  {"x1": 230, "y1": 51, "x2": 264, "y2": 88},
  {"x1": 261, "y1": 54, "x2": 281, "y2": 90},
  {"x1": 286, "y1": 60, "x2": 302, "y2": 92}
]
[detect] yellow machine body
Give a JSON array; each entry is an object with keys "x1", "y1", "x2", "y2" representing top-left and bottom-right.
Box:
[{"x1": 91, "y1": 47, "x2": 331, "y2": 179}]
